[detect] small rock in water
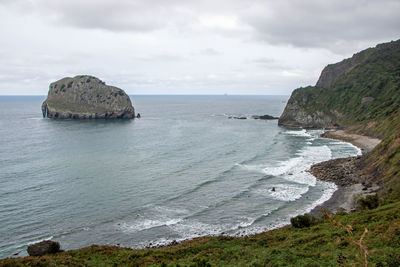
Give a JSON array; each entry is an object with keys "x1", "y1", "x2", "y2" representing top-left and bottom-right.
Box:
[
  {"x1": 251, "y1": 115, "x2": 279, "y2": 120},
  {"x1": 272, "y1": 187, "x2": 276, "y2": 192}
]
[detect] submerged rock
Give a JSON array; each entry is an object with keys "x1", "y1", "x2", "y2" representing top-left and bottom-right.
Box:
[
  {"x1": 229, "y1": 115, "x2": 278, "y2": 120},
  {"x1": 252, "y1": 115, "x2": 279, "y2": 120},
  {"x1": 27, "y1": 240, "x2": 61, "y2": 256},
  {"x1": 229, "y1": 116, "x2": 247, "y2": 120},
  {"x1": 41, "y1": 75, "x2": 135, "y2": 119}
]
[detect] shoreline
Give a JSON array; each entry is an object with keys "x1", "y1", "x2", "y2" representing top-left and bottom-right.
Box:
[
  {"x1": 309, "y1": 130, "x2": 381, "y2": 216},
  {"x1": 322, "y1": 130, "x2": 381, "y2": 153},
  {"x1": 143, "y1": 129, "x2": 383, "y2": 247}
]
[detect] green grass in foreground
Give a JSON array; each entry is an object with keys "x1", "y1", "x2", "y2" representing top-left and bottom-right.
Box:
[{"x1": 2, "y1": 201, "x2": 400, "y2": 266}]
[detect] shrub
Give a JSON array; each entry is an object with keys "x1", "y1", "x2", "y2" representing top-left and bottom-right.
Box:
[
  {"x1": 290, "y1": 214, "x2": 319, "y2": 228},
  {"x1": 27, "y1": 240, "x2": 61, "y2": 256},
  {"x1": 335, "y1": 208, "x2": 348, "y2": 215},
  {"x1": 375, "y1": 248, "x2": 400, "y2": 267},
  {"x1": 357, "y1": 194, "x2": 379, "y2": 210},
  {"x1": 190, "y1": 258, "x2": 212, "y2": 267}
]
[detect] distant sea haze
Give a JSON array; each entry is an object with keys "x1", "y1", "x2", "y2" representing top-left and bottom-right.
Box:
[{"x1": 0, "y1": 95, "x2": 360, "y2": 258}]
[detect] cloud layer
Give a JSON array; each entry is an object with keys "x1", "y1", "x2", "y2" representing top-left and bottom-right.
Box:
[
  {"x1": 9, "y1": 0, "x2": 397, "y2": 50},
  {"x1": 0, "y1": 0, "x2": 398, "y2": 95}
]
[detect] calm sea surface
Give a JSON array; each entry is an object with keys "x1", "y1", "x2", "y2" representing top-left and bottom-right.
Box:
[{"x1": 0, "y1": 95, "x2": 360, "y2": 258}]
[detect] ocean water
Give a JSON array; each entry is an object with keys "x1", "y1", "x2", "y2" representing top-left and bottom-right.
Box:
[{"x1": 0, "y1": 95, "x2": 361, "y2": 258}]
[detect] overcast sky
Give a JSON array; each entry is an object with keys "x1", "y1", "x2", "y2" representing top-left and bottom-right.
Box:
[{"x1": 0, "y1": 0, "x2": 399, "y2": 95}]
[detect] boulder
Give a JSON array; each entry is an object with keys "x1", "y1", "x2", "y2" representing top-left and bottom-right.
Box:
[
  {"x1": 27, "y1": 240, "x2": 61, "y2": 256},
  {"x1": 42, "y1": 75, "x2": 135, "y2": 119}
]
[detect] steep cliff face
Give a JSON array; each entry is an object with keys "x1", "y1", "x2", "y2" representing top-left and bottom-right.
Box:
[
  {"x1": 42, "y1": 75, "x2": 135, "y2": 119},
  {"x1": 279, "y1": 39, "x2": 400, "y2": 132},
  {"x1": 278, "y1": 87, "x2": 342, "y2": 128}
]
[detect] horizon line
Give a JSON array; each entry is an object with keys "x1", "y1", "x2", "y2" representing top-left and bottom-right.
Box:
[{"x1": 0, "y1": 94, "x2": 290, "y2": 97}]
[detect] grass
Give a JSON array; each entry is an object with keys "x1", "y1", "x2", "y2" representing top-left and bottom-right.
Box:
[{"x1": 2, "y1": 201, "x2": 400, "y2": 266}]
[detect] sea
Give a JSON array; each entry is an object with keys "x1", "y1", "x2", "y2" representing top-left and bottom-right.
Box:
[{"x1": 0, "y1": 95, "x2": 361, "y2": 258}]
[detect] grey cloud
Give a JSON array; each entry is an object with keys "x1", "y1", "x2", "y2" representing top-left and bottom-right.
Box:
[
  {"x1": 244, "y1": 0, "x2": 400, "y2": 53},
  {"x1": 198, "y1": 48, "x2": 221, "y2": 56},
  {"x1": 1, "y1": 0, "x2": 190, "y2": 32},
  {"x1": 251, "y1": 57, "x2": 275, "y2": 64},
  {"x1": 41, "y1": 0, "x2": 171, "y2": 31},
  {"x1": 132, "y1": 53, "x2": 185, "y2": 62},
  {"x1": 2, "y1": 0, "x2": 249, "y2": 32},
  {"x1": 3, "y1": 0, "x2": 398, "y2": 53},
  {"x1": 248, "y1": 57, "x2": 292, "y2": 71}
]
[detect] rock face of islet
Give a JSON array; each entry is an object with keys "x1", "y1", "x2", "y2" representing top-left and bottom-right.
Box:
[{"x1": 42, "y1": 75, "x2": 135, "y2": 119}]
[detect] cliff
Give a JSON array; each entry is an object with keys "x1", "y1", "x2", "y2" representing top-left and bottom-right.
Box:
[
  {"x1": 279, "y1": 39, "x2": 400, "y2": 199},
  {"x1": 279, "y1": 39, "x2": 400, "y2": 136},
  {"x1": 42, "y1": 75, "x2": 135, "y2": 119},
  {"x1": 277, "y1": 86, "x2": 342, "y2": 128}
]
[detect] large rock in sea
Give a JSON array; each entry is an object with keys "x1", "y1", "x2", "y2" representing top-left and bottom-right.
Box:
[{"x1": 42, "y1": 75, "x2": 135, "y2": 119}]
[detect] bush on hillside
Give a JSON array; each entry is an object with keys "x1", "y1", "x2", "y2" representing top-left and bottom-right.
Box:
[
  {"x1": 290, "y1": 214, "x2": 319, "y2": 228},
  {"x1": 357, "y1": 194, "x2": 379, "y2": 210}
]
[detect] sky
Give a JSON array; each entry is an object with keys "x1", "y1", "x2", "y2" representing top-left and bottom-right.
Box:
[{"x1": 0, "y1": 0, "x2": 399, "y2": 95}]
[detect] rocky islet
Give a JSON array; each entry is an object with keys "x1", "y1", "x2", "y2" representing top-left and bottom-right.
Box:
[{"x1": 41, "y1": 75, "x2": 135, "y2": 119}]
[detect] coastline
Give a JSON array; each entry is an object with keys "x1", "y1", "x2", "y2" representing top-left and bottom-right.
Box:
[
  {"x1": 322, "y1": 130, "x2": 381, "y2": 153},
  {"x1": 309, "y1": 130, "x2": 381, "y2": 216}
]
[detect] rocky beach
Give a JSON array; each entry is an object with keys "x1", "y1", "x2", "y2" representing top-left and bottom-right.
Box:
[{"x1": 309, "y1": 131, "x2": 381, "y2": 215}]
